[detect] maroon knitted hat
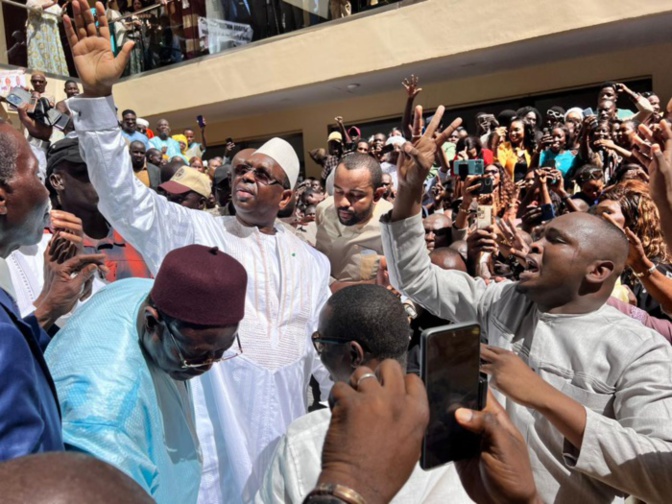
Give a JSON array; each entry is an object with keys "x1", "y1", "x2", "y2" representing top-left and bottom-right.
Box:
[{"x1": 150, "y1": 245, "x2": 247, "y2": 326}]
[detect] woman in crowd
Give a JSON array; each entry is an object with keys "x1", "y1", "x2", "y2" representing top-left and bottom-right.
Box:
[
  {"x1": 495, "y1": 119, "x2": 536, "y2": 178},
  {"x1": 537, "y1": 125, "x2": 576, "y2": 175},
  {"x1": 122, "y1": 0, "x2": 149, "y2": 75},
  {"x1": 571, "y1": 164, "x2": 605, "y2": 206},
  {"x1": 575, "y1": 119, "x2": 620, "y2": 182},
  {"x1": 597, "y1": 180, "x2": 672, "y2": 319},
  {"x1": 26, "y1": 0, "x2": 69, "y2": 75},
  {"x1": 454, "y1": 136, "x2": 494, "y2": 165}
]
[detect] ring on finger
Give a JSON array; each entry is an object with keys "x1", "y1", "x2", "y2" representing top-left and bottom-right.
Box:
[{"x1": 356, "y1": 372, "x2": 377, "y2": 389}]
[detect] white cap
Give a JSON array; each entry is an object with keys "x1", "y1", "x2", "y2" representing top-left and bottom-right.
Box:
[
  {"x1": 386, "y1": 136, "x2": 406, "y2": 147},
  {"x1": 136, "y1": 117, "x2": 149, "y2": 128},
  {"x1": 564, "y1": 107, "x2": 584, "y2": 121},
  {"x1": 255, "y1": 137, "x2": 300, "y2": 189}
]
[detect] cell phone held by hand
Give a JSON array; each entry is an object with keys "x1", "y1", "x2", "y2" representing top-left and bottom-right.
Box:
[
  {"x1": 476, "y1": 204, "x2": 493, "y2": 229},
  {"x1": 6, "y1": 87, "x2": 32, "y2": 109},
  {"x1": 420, "y1": 323, "x2": 488, "y2": 470},
  {"x1": 196, "y1": 115, "x2": 206, "y2": 128},
  {"x1": 453, "y1": 159, "x2": 484, "y2": 179}
]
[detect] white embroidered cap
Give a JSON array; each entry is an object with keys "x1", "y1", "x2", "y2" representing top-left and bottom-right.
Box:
[{"x1": 255, "y1": 137, "x2": 300, "y2": 189}]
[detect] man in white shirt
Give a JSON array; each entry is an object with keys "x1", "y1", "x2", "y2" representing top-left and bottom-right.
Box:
[
  {"x1": 382, "y1": 105, "x2": 672, "y2": 503},
  {"x1": 62, "y1": 4, "x2": 332, "y2": 502},
  {"x1": 257, "y1": 284, "x2": 473, "y2": 503}
]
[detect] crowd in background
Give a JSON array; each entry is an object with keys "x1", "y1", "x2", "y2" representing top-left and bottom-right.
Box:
[{"x1": 2, "y1": 1, "x2": 672, "y2": 503}]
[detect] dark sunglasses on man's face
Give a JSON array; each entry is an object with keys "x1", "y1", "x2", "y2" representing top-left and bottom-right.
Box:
[{"x1": 233, "y1": 164, "x2": 283, "y2": 187}]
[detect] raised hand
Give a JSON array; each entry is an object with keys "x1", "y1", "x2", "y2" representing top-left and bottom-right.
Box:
[
  {"x1": 392, "y1": 105, "x2": 462, "y2": 221},
  {"x1": 63, "y1": 0, "x2": 134, "y2": 97},
  {"x1": 402, "y1": 75, "x2": 422, "y2": 99},
  {"x1": 639, "y1": 121, "x2": 672, "y2": 216}
]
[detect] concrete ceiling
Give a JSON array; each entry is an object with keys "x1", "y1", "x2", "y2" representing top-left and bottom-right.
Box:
[{"x1": 147, "y1": 10, "x2": 672, "y2": 125}]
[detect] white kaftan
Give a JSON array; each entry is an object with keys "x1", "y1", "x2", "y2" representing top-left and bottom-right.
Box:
[{"x1": 69, "y1": 95, "x2": 333, "y2": 503}]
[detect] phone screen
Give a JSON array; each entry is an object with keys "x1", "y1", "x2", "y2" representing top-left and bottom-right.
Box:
[{"x1": 421, "y1": 323, "x2": 485, "y2": 469}]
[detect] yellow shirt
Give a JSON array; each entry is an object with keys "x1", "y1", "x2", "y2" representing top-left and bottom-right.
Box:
[
  {"x1": 134, "y1": 169, "x2": 150, "y2": 187},
  {"x1": 497, "y1": 141, "x2": 531, "y2": 178}
]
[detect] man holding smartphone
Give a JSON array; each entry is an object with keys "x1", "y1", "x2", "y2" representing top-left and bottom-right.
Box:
[{"x1": 381, "y1": 104, "x2": 672, "y2": 504}]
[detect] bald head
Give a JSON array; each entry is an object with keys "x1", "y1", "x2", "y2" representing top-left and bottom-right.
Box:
[
  {"x1": 423, "y1": 213, "x2": 452, "y2": 251},
  {"x1": 0, "y1": 452, "x2": 153, "y2": 504},
  {"x1": 430, "y1": 247, "x2": 467, "y2": 272},
  {"x1": 558, "y1": 212, "x2": 628, "y2": 271}
]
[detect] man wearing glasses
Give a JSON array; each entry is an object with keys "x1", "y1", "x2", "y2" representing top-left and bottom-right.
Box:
[
  {"x1": 257, "y1": 284, "x2": 471, "y2": 503},
  {"x1": 63, "y1": 5, "x2": 332, "y2": 501},
  {"x1": 45, "y1": 245, "x2": 248, "y2": 504}
]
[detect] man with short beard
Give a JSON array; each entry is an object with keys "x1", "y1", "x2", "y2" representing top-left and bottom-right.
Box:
[{"x1": 315, "y1": 153, "x2": 392, "y2": 293}]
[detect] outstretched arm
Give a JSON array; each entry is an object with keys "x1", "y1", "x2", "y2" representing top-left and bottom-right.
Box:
[
  {"x1": 64, "y1": 0, "x2": 197, "y2": 274},
  {"x1": 401, "y1": 75, "x2": 422, "y2": 140}
]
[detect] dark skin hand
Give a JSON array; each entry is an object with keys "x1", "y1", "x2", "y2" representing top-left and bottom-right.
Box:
[
  {"x1": 34, "y1": 253, "x2": 107, "y2": 329},
  {"x1": 455, "y1": 390, "x2": 541, "y2": 504},
  {"x1": 318, "y1": 360, "x2": 428, "y2": 504}
]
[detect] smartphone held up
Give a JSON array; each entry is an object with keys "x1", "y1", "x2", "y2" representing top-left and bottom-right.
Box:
[{"x1": 420, "y1": 323, "x2": 488, "y2": 470}]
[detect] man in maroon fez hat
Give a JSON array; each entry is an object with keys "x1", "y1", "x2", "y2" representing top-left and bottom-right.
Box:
[{"x1": 44, "y1": 245, "x2": 248, "y2": 503}]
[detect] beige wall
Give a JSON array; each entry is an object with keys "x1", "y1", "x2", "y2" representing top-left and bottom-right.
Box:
[
  {"x1": 3, "y1": 0, "x2": 670, "y2": 177},
  {"x1": 110, "y1": 0, "x2": 672, "y2": 117},
  {"x1": 140, "y1": 41, "x2": 672, "y2": 178}
]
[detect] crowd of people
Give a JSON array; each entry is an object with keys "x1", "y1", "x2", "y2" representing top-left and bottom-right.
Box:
[
  {"x1": 11, "y1": 0, "x2": 401, "y2": 77},
  {"x1": 2, "y1": 1, "x2": 672, "y2": 503}
]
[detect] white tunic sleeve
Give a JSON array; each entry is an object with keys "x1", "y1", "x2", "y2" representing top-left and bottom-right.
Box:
[{"x1": 69, "y1": 95, "x2": 197, "y2": 274}]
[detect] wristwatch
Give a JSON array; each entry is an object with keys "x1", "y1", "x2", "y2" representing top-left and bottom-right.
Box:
[{"x1": 304, "y1": 484, "x2": 367, "y2": 504}]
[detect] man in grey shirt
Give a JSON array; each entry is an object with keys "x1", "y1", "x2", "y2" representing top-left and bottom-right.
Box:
[{"x1": 381, "y1": 106, "x2": 672, "y2": 503}]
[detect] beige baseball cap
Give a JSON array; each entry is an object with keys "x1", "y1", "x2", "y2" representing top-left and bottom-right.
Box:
[{"x1": 159, "y1": 167, "x2": 212, "y2": 198}]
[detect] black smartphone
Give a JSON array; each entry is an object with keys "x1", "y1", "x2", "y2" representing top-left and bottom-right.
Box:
[
  {"x1": 420, "y1": 322, "x2": 487, "y2": 470},
  {"x1": 196, "y1": 115, "x2": 206, "y2": 128},
  {"x1": 513, "y1": 162, "x2": 528, "y2": 183},
  {"x1": 479, "y1": 176, "x2": 494, "y2": 195}
]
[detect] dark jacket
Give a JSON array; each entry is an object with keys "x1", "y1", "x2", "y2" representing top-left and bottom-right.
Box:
[
  {"x1": 147, "y1": 162, "x2": 162, "y2": 190},
  {"x1": 0, "y1": 289, "x2": 63, "y2": 461}
]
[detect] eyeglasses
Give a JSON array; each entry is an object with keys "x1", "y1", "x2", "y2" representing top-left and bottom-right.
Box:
[
  {"x1": 577, "y1": 169, "x2": 604, "y2": 183},
  {"x1": 165, "y1": 321, "x2": 242, "y2": 369},
  {"x1": 312, "y1": 331, "x2": 349, "y2": 355},
  {"x1": 233, "y1": 164, "x2": 284, "y2": 187},
  {"x1": 547, "y1": 109, "x2": 564, "y2": 120}
]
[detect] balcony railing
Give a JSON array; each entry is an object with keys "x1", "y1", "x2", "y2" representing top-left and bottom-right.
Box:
[{"x1": 2, "y1": 0, "x2": 413, "y2": 79}]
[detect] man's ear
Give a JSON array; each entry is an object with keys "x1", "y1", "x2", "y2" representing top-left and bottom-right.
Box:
[
  {"x1": 278, "y1": 189, "x2": 293, "y2": 211},
  {"x1": 0, "y1": 185, "x2": 7, "y2": 216},
  {"x1": 49, "y1": 172, "x2": 64, "y2": 191},
  {"x1": 373, "y1": 186, "x2": 385, "y2": 203},
  {"x1": 586, "y1": 259, "x2": 616, "y2": 284},
  {"x1": 349, "y1": 341, "x2": 366, "y2": 368},
  {"x1": 198, "y1": 196, "x2": 206, "y2": 210}
]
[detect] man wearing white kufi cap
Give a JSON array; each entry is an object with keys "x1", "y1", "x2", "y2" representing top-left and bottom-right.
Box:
[{"x1": 68, "y1": 57, "x2": 333, "y2": 504}]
